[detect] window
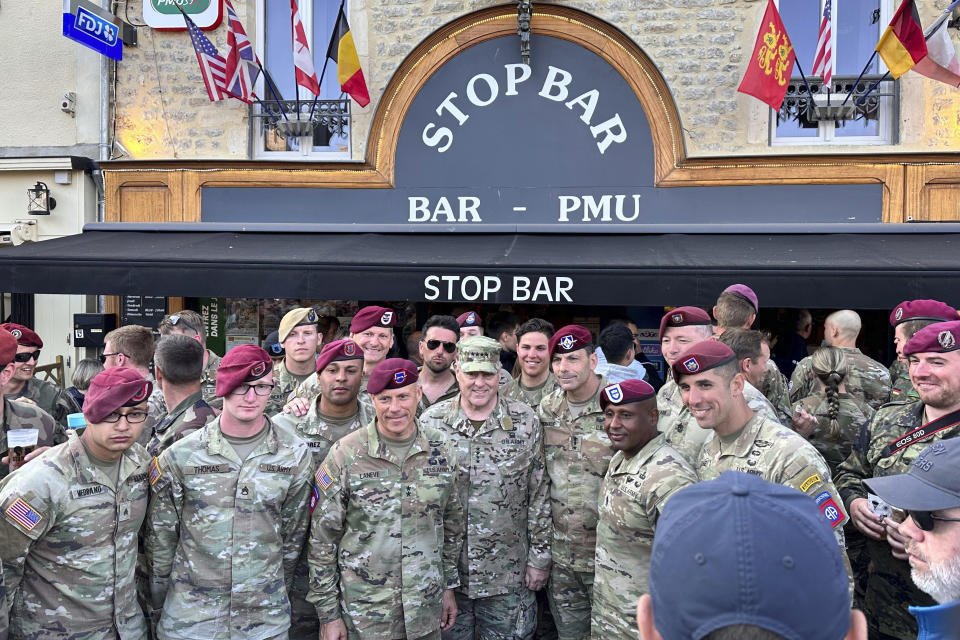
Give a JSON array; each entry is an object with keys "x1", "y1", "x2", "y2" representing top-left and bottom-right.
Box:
[
  {"x1": 773, "y1": 0, "x2": 895, "y2": 145},
  {"x1": 254, "y1": 0, "x2": 351, "y2": 159}
]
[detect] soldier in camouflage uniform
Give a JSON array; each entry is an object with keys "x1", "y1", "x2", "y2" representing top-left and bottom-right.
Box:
[
  {"x1": 157, "y1": 310, "x2": 222, "y2": 408},
  {"x1": 790, "y1": 310, "x2": 891, "y2": 410},
  {"x1": 272, "y1": 338, "x2": 374, "y2": 640},
  {"x1": 145, "y1": 345, "x2": 313, "y2": 640},
  {"x1": 502, "y1": 318, "x2": 557, "y2": 410},
  {"x1": 673, "y1": 341, "x2": 850, "y2": 548},
  {"x1": 887, "y1": 299, "x2": 957, "y2": 403},
  {"x1": 266, "y1": 307, "x2": 321, "y2": 416},
  {"x1": 835, "y1": 320, "x2": 960, "y2": 639},
  {"x1": 307, "y1": 359, "x2": 464, "y2": 640},
  {"x1": 0, "y1": 323, "x2": 80, "y2": 427},
  {"x1": 146, "y1": 334, "x2": 217, "y2": 458},
  {"x1": 536, "y1": 325, "x2": 609, "y2": 640},
  {"x1": 0, "y1": 562, "x2": 6, "y2": 640},
  {"x1": 592, "y1": 380, "x2": 696, "y2": 640},
  {"x1": 0, "y1": 367, "x2": 153, "y2": 640},
  {"x1": 416, "y1": 316, "x2": 460, "y2": 416},
  {"x1": 102, "y1": 325, "x2": 161, "y2": 448},
  {"x1": 420, "y1": 337, "x2": 551, "y2": 640}
]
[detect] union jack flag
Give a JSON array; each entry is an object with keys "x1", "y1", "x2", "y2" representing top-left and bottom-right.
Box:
[
  {"x1": 223, "y1": 0, "x2": 261, "y2": 104},
  {"x1": 812, "y1": 0, "x2": 833, "y2": 87},
  {"x1": 181, "y1": 8, "x2": 228, "y2": 102}
]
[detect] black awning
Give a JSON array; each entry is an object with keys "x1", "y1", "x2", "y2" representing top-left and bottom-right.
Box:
[{"x1": 0, "y1": 228, "x2": 957, "y2": 309}]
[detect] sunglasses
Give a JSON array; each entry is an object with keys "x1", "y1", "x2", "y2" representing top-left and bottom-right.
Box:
[
  {"x1": 908, "y1": 510, "x2": 960, "y2": 532},
  {"x1": 425, "y1": 339, "x2": 457, "y2": 353},
  {"x1": 14, "y1": 350, "x2": 40, "y2": 363}
]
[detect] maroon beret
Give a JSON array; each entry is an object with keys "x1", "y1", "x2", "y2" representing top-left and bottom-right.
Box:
[
  {"x1": 215, "y1": 344, "x2": 273, "y2": 397},
  {"x1": 0, "y1": 329, "x2": 18, "y2": 367},
  {"x1": 672, "y1": 341, "x2": 737, "y2": 379},
  {"x1": 350, "y1": 306, "x2": 396, "y2": 333},
  {"x1": 723, "y1": 284, "x2": 759, "y2": 312},
  {"x1": 367, "y1": 358, "x2": 419, "y2": 395},
  {"x1": 600, "y1": 379, "x2": 657, "y2": 409},
  {"x1": 0, "y1": 323, "x2": 42, "y2": 348},
  {"x1": 549, "y1": 325, "x2": 593, "y2": 356},
  {"x1": 903, "y1": 320, "x2": 960, "y2": 356},
  {"x1": 659, "y1": 307, "x2": 712, "y2": 340},
  {"x1": 316, "y1": 338, "x2": 364, "y2": 373},
  {"x1": 83, "y1": 367, "x2": 152, "y2": 424},
  {"x1": 890, "y1": 299, "x2": 957, "y2": 327},
  {"x1": 457, "y1": 311, "x2": 482, "y2": 328}
]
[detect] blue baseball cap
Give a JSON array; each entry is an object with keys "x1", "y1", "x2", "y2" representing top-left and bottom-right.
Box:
[
  {"x1": 649, "y1": 471, "x2": 850, "y2": 640},
  {"x1": 865, "y1": 438, "x2": 960, "y2": 511}
]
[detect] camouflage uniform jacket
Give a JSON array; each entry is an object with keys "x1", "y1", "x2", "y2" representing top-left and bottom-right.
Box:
[
  {"x1": 790, "y1": 347, "x2": 892, "y2": 410},
  {"x1": 537, "y1": 378, "x2": 612, "y2": 571},
  {"x1": 501, "y1": 372, "x2": 558, "y2": 410},
  {"x1": 145, "y1": 416, "x2": 313, "y2": 640},
  {"x1": 306, "y1": 420, "x2": 465, "y2": 639},
  {"x1": 0, "y1": 397, "x2": 65, "y2": 480},
  {"x1": 272, "y1": 398, "x2": 377, "y2": 471},
  {"x1": 697, "y1": 414, "x2": 849, "y2": 543},
  {"x1": 266, "y1": 361, "x2": 314, "y2": 417},
  {"x1": 8, "y1": 377, "x2": 80, "y2": 428},
  {"x1": 760, "y1": 358, "x2": 793, "y2": 425},
  {"x1": 798, "y1": 392, "x2": 875, "y2": 472},
  {"x1": 420, "y1": 394, "x2": 551, "y2": 599},
  {"x1": 0, "y1": 562, "x2": 6, "y2": 640},
  {"x1": 0, "y1": 433, "x2": 149, "y2": 640},
  {"x1": 146, "y1": 391, "x2": 218, "y2": 458},
  {"x1": 200, "y1": 349, "x2": 221, "y2": 405},
  {"x1": 888, "y1": 359, "x2": 917, "y2": 402},
  {"x1": 834, "y1": 400, "x2": 952, "y2": 636},
  {"x1": 417, "y1": 374, "x2": 459, "y2": 417},
  {"x1": 593, "y1": 435, "x2": 696, "y2": 639}
]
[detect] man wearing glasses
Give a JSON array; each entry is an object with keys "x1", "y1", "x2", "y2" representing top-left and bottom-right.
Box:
[
  {"x1": 0, "y1": 322, "x2": 80, "y2": 427},
  {"x1": 101, "y1": 324, "x2": 159, "y2": 445},
  {"x1": 864, "y1": 438, "x2": 960, "y2": 636},
  {"x1": 417, "y1": 315, "x2": 460, "y2": 416},
  {"x1": 158, "y1": 310, "x2": 222, "y2": 407},
  {"x1": 837, "y1": 319, "x2": 960, "y2": 640},
  {"x1": 0, "y1": 367, "x2": 153, "y2": 639},
  {"x1": 145, "y1": 344, "x2": 313, "y2": 640}
]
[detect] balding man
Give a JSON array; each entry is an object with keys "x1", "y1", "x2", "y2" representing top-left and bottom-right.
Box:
[{"x1": 791, "y1": 310, "x2": 891, "y2": 410}]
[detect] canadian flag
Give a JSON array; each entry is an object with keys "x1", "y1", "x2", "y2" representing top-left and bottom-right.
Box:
[{"x1": 290, "y1": 0, "x2": 320, "y2": 95}]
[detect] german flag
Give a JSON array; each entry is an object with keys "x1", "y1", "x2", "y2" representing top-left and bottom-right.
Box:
[
  {"x1": 876, "y1": 0, "x2": 928, "y2": 78},
  {"x1": 326, "y1": 8, "x2": 370, "y2": 107}
]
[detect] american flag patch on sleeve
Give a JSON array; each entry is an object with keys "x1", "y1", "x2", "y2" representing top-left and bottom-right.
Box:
[
  {"x1": 315, "y1": 465, "x2": 333, "y2": 491},
  {"x1": 149, "y1": 458, "x2": 162, "y2": 486},
  {"x1": 5, "y1": 497, "x2": 42, "y2": 531}
]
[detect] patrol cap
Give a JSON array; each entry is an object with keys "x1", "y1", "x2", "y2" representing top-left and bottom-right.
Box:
[
  {"x1": 457, "y1": 336, "x2": 501, "y2": 374},
  {"x1": 650, "y1": 471, "x2": 850, "y2": 640},
  {"x1": 0, "y1": 329, "x2": 17, "y2": 367},
  {"x1": 723, "y1": 283, "x2": 759, "y2": 312},
  {"x1": 350, "y1": 306, "x2": 396, "y2": 333},
  {"x1": 865, "y1": 439, "x2": 960, "y2": 511},
  {"x1": 549, "y1": 325, "x2": 592, "y2": 356},
  {"x1": 659, "y1": 307, "x2": 712, "y2": 341},
  {"x1": 367, "y1": 358, "x2": 418, "y2": 395},
  {"x1": 457, "y1": 311, "x2": 482, "y2": 328},
  {"x1": 83, "y1": 367, "x2": 153, "y2": 425},
  {"x1": 215, "y1": 344, "x2": 273, "y2": 397},
  {"x1": 0, "y1": 323, "x2": 42, "y2": 348},
  {"x1": 599, "y1": 379, "x2": 656, "y2": 409},
  {"x1": 278, "y1": 307, "x2": 319, "y2": 343},
  {"x1": 262, "y1": 330, "x2": 284, "y2": 358},
  {"x1": 889, "y1": 299, "x2": 957, "y2": 327},
  {"x1": 903, "y1": 320, "x2": 960, "y2": 356},
  {"x1": 316, "y1": 338, "x2": 363, "y2": 373},
  {"x1": 671, "y1": 340, "x2": 737, "y2": 380}
]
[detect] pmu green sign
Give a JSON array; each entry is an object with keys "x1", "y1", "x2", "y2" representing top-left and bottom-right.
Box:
[{"x1": 143, "y1": 0, "x2": 221, "y2": 30}]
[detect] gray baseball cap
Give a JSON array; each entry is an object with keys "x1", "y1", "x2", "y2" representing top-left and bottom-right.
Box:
[{"x1": 865, "y1": 438, "x2": 960, "y2": 511}]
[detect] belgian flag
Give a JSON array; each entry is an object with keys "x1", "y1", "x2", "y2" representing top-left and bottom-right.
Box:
[
  {"x1": 326, "y1": 7, "x2": 370, "y2": 107},
  {"x1": 876, "y1": 0, "x2": 928, "y2": 78}
]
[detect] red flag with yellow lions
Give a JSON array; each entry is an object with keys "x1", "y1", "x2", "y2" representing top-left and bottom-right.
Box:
[{"x1": 737, "y1": 0, "x2": 796, "y2": 110}]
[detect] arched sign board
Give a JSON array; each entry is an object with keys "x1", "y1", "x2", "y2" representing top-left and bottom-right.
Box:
[{"x1": 203, "y1": 35, "x2": 881, "y2": 228}]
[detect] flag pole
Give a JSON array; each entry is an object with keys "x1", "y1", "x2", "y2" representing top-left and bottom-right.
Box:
[
  {"x1": 257, "y1": 62, "x2": 289, "y2": 121},
  {"x1": 840, "y1": 51, "x2": 878, "y2": 106},
  {"x1": 308, "y1": 0, "x2": 346, "y2": 122},
  {"x1": 792, "y1": 57, "x2": 819, "y2": 110}
]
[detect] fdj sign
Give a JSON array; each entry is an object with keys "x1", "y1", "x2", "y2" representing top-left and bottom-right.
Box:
[
  {"x1": 424, "y1": 275, "x2": 574, "y2": 303},
  {"x1": 62, "y1": 0, "x2": 122, "y2": 61}
]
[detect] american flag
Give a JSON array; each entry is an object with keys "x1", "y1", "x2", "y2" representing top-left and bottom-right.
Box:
[
  {"x1": 223, "y1": 0, "x2": 260, "y2": 104},
  {"x1": 181, "y1": 8, "x2": 228, "y2": 102},
  {"x1": 812, "y1": 0, "x2": 833, "y2": 87}
]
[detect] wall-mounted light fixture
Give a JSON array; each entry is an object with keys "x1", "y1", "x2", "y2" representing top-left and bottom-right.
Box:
[{"x1": 27, "y1": 182, "x2": 56, "y2": 215}]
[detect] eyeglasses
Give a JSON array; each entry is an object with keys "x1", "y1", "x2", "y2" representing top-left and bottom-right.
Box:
[
  {"x1": 14, "y1": 350, "x2": 40, "y2": 363},
  {"x1": 908, "y1": 510, "x2": 960, "y2": 532},
  {"x1": 102, "y1": 410, "x2": 149, "y2": 424},
  {"x1": 99, "y1": 352, "x2": 121, "y2": 364},
  {"x1": 230, "y1": 383, "x2": 275, "y2": 396},
  {"x1": 425, "y1": 339, "x2": 457, "y2": 353}
]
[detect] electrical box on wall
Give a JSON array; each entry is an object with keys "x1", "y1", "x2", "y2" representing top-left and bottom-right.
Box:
[{"x1": 73, "y1": 313, "x2": 116, "y2": 348}]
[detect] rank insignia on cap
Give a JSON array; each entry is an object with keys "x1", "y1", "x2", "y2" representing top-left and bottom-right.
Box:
[
  {"x1": 344, "y1": 342, "x2": 357, "y2": 356},
  {"x1": 131, "y1": 382, "x2": 150, "y2": 403},
  {"x1": 394, "y1": 371, "x2": 406, "y2": 384},
  {"x1": 672, "y1": 314, "x2": 683, "y2": 324},
  {"x1": 5, "y1": 497, "x2": 42, "y2": 531},
  {"x1": 149, "y1": 458, "x2": 162, "y2": 485},
  {"x1": 895, "y1": 307, "x2": 904, "y2": 321},
  {"x1": 316, "y1": 465, "x2": 333, "y2": 491},
  {"x1": 381, "y1": 311, "x2": 394, "y2": 325},
  {"x1": 250, "y1": 362, "x2": 267, "y2": 378},
  {"x1": 10, "y1": 329, "x2": 21, "y2": 340},
  {"x1": 559, "y1": 335, "x2": 576, "y2": 350},
  {"x1": 682, "y1": 357, "x2": 700, "y2": 373},
  {"x1": 605, "y1": 384, "x2": 623, "y2": 403},
  {"x1": 467, "y1": 312, "x2": 476, "y2": 324},
  {"x1": 939, "y1": 330, "x2": 956, "y2": 350}
]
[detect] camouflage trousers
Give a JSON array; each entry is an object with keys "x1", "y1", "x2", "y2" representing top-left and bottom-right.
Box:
[
  {"x1": 546, "y1": 565, "x2": 594, "y2": 640},
  {"x1": 442, "y1": 589, "x2": 536, "y2": 640},
  {"x1": 863, "y1": 540, "x2": 936, "y2": 640}
]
